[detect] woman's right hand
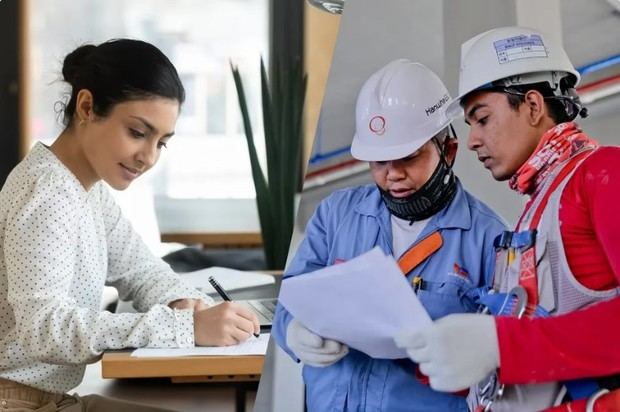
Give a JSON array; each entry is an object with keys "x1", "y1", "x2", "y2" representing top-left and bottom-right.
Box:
[{"x1": 193, "y1": 301, "x2": 260, "y2": 346}]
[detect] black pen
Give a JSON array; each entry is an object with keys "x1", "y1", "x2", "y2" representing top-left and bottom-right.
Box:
[{"x1": 208, "y1": 276, "x2": 260, "y2": 338}]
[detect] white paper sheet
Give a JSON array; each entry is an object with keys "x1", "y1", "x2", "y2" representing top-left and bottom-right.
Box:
[
  {"x1": 180, "y1": 266, "x2": 274, "y2": 293},
  {"x1": 278, "y1": 247, "x2": 431, "y2": 359},
  {"x1": 131, "y1": 333, "x2": 270, "y2": 357}
]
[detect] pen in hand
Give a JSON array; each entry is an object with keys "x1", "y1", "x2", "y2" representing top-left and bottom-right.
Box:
[{"x1": 208, "y1": 276, "x2": 260, "y2": 338}]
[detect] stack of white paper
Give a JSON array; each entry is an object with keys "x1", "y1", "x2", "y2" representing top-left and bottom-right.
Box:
[
  {"x1": 278, "y1": 247, "x2": 431, "y2": 359},
  {"x1": 132, "y1": 333, "x2": 270, "y2": 357}
]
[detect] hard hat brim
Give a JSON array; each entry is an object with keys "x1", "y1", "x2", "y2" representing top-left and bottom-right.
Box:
[
  {"x1": 351, "y1": 135, "x2": 430, "y2": 162},
  {"x1": 446, "y1": 95, "x2": 466, "y2": 120},
  {"x1": 350, "y1": 115, "x2": 451, "y2": 162}
]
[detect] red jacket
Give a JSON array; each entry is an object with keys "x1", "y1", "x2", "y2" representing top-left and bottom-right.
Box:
[{"x1": 497, "y1": 147, "x2": 620, "y2": 384}]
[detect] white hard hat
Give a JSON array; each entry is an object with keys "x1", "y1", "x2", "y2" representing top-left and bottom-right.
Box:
[
  {"x1": 446, "y1": 26, "x2": 580, "y2": 118},
  {"x1": 351, "y1": 59, "x2": 453, "y2": 162}
]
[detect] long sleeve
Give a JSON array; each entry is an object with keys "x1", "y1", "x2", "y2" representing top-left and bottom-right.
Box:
[
  {"x1": 497, "y1": 148, "x2": 620, "y2": 384},
  {"x1": 99, "y1": 184, "x2": 212, "y2": 311},
  {"x1": 0, "y1": 143, "x2": 219, "y2": 392},
  {"x1": 3, "y1": 173, "x2": 198, "y2": 370},
  {"x1": 497, "y1": 297, "x2": 620, "y2": 383}
]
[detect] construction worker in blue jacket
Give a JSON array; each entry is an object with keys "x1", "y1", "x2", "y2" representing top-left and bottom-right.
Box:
[{"x1": 271, "y1": 59, "x2": 508, "y2": 412}]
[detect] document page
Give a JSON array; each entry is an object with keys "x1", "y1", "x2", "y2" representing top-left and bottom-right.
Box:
[
  {"x1": 181, "y1": 266, "x2": 275, "y2": 292},
  {"x1": 278, "y1": 247, "x2": 431, "y2": 359},
  {"x1": 131, "y1": 333, "x2": 270, "y2": 357}
]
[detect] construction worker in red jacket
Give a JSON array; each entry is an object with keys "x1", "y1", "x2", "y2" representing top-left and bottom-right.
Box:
[{"x1": 395, "y1": 26, "x2": 620, "y2": 412}]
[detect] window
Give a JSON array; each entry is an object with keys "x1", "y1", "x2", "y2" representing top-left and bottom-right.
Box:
[{"x1": 30, "y1": 0, "x2": 268, "y2": 210}]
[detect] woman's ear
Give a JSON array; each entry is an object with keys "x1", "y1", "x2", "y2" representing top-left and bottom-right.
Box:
[{"x1": 75, "y1": 89, "x2": 95, "y2": 124}]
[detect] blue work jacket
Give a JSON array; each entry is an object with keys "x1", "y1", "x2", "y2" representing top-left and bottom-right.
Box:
[{"x1": 272, "y1": 181, "x2": 507, "y2": 412}]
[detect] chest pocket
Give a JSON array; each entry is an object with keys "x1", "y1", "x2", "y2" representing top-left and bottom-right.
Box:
[
  {"x1": 397, "y1": 232, "x2": 478, "y2": 320},
  {"x1": 416, "y1": 272, "x2": 478, "y2": 320}
]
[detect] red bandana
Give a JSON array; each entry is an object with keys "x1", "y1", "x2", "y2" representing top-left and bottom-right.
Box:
[{"x1": 508, "y1": 122, "x2": 599, "y2": 195}]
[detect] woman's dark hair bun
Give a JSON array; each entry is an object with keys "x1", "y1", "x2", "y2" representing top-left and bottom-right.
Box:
[
  {"x1": 60, "y1": 39, "x2": 184, "y2": 126},
  {"x1": 62, "y1": 44, "x2": 97, "y2": 84}
]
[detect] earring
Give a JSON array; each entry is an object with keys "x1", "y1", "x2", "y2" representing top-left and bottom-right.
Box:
[{"x1": 78, "y1": 119, "x2": 86, "y2": 126}]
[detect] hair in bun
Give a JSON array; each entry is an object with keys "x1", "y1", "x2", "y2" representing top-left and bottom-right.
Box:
[
  {"x1": 59, "y1": 39, "x2": 185, "y2": 127},
  {"x1": 61, "y1": 44, "x2": 96, "y2": 85}
]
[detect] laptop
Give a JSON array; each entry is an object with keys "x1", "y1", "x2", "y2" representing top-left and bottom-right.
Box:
[
  {"x1": 240, "y1": 298, "x2": 277, "y2": 332},
  {"x1": 184, "y1": 267, "x2": 277, "y2": 331}
]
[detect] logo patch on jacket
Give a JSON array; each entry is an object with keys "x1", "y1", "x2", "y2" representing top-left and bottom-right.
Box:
[{"x1": 453, "y1": 263, "x2": 469, "y2": 278}]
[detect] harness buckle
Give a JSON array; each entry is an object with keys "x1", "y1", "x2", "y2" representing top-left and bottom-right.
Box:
[
  {"x1": 474, "y1": 287, "x2": 527, "y2": 411},
  {"x1": 493, "y1": 231, "x2": 513, "y2": 249},
  {"x1": 511, "y1": 229, "x2": 537, "y2": 250},
  {"x1": 506, "y1": 285, "x2": 528, "y2": 319},
  {"x1": 493, "y1": 230, "x2": 537, "y2": 250}
]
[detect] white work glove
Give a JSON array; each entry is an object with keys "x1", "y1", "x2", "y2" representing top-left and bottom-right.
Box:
[
  {"x1": 394, "y1": 313, "x2": 499, "y2": 392},
  {"x1": 286, "y1": 318, "x2": 349, "y2": 367}
]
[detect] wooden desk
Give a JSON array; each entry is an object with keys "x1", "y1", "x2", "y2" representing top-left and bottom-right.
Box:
[
  {"x1": 161, "y1": 232, "x2": 262, "y2": 248},
  {"x1": 103, "y1": 284, "x2": 274, "y2": 412},
  {"x1": 102, "y1": 351, "x2": 264, "y2": 383},
  {"x1": 101, "y1": 352, "x2": 264, "y2": 412},
  {"x1": 75, "y1": 360, "x2": 256, "y2": 412}
]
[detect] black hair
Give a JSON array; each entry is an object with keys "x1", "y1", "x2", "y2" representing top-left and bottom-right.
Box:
[
  {"x1": 61, "y1": 39, "x2": 185, "y2": 126},
  {"x1": 503, "y1": 83, "x2": 572, "y2": 124}
]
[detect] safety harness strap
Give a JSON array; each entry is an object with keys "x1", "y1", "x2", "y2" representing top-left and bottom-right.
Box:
[
  {"x1": 397, "y1": 231, "x2": 443, "y2": 275},
  {"x1": 516, "y1": 149, "x2": 594, "y2": 316},
  {"x1": 482, "y1": 148, "x2": 610, "y2": 410},
  {"x1": 396, "y1": 231, "x2": 470, "y2": 395}
]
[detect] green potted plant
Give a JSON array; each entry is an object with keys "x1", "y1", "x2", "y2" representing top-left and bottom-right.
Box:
[{"x1": 231, "y1": 58, "x2": 307, "y2": 270}]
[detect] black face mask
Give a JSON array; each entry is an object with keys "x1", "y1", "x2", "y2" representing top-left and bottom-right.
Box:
[{"x1": 379, "y1": 135, "x2": 458, "y2": 222}]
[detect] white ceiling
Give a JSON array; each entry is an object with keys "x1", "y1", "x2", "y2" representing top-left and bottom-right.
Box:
[{"x1": 562, "y1": 0, "x2": 620, "y2": 69}]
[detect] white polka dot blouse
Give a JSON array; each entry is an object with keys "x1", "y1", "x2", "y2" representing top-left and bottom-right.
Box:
[{"x1": 0, "y1": 142, "x2": 212, "y2": 393}]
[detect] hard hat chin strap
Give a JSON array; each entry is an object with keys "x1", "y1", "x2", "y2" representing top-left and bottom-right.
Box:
[{"x1": 379, "y1": 126, "x2": 458, "y2": 223}]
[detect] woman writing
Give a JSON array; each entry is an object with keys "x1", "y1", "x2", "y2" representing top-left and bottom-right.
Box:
[{"x1": 0, "y1": 38, "x2": 259, "y2": 411}]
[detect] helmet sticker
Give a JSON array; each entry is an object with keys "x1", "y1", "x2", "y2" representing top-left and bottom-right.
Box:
[
  {"x1": 493, "y1": 34, "x2": 548, "y2": 64},
  {"x1": 369, "y1": 115, "x2": 386, "y2": 135}
]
